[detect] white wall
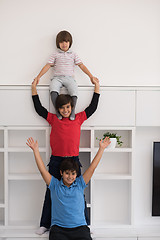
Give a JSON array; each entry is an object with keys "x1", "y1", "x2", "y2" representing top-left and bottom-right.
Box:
[
  {"x1": 135, "y1": 127, "x2": 160, "y2": 225},
  {"x1": 0, "y1": 0, "x2": 160, "y2": 86}
]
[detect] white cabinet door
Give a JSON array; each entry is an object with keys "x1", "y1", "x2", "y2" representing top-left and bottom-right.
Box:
[
  {"x1": 75, "y1": 89, "x2": 135, "y2": 126},
  {"x1": 0, "y1": 88, "x2": 49, "y2": 126},
  {"x1": 0, "y1": 87, "x2": 135, "y2": 126},
  {"x1": 138, "y1": 238, "x2": 160, "y2": 240},
  {"x1": 136, "y1": 91, "x2": 160, "y2": 126},
  {"x1": 94, "y1": 238, "x2": 137, "y2": 240}
]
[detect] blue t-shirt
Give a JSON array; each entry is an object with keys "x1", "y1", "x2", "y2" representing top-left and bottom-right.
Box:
[{"x1": 49, "y1": 175, "x2": 87, "y2": 228}]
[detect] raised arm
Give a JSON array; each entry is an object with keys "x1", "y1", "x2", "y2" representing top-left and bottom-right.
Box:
[
  {"x1": 85, "y1": 80, "x2": 100, "y2": 119},
  {"x1": 32, "y1": 79, "x2": 48, "y2": 119},
  {"x1": 26, "y1": 138, "x2": 51, "y2": 185},
  {"x1": 78, "y1": 63, "x2": 99, "y2": 84},
  {"x1": 83, "y1": 137, "x2": 110, "y2": 184},
  {"x1": 34, "y1": 63, "x2": 51, "y2": 84}
]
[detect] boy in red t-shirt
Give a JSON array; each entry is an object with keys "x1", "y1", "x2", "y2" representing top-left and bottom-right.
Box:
[{"x1": 32, "y1": 79, "x2": 100, "y2": 235}]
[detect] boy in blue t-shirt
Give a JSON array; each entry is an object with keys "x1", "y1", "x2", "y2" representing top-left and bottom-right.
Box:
[{"x1": 26, "y1": 137, "x2": 110, "y2": 240}]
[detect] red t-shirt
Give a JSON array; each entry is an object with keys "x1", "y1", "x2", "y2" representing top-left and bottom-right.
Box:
[{"x1": 47, "y1": 111, "x2": 87, "y2": 157}]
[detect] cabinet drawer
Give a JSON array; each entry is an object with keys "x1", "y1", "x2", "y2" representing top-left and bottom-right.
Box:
[
  {"x1": 4, "y1": 239, "x2": 48, "y2": 240},
  {"x1": 94, "y1": 238, "x2": 137, "y2": 240},
  {"x1": 138, "y1": 238, "x2": 160, "y2": 240},
  {"x1": 136, "y1": 91, "x2": 160, "y2": 126},
  {"x1": 0, "y1": 89, "x2": 49, "y2": 126},
  {"x1": 76, "y1": 89, "x2": 135, "y2": 126}
]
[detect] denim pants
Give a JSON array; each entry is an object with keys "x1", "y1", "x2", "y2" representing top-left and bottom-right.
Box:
[{"x1": 40, "y1": 155, "x2": 90, "y2": 228}]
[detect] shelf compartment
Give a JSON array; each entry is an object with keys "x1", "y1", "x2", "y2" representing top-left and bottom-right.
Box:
[
  {"x1": 1, "y1": 238, "x2": 49, "y2": 240},
  {"x1": 8, "y1": 180, "x2": 46, "y2": 227},
  {"x1": 8, "y1": 173, "x2": 42, "y2": 180},
  {"x1": 8, "y1": 129, "x2": 46, "y2": 148},
  {"x1": 8, "y1": 147, "x2": 47, "y2": 152},
  {"x1": 92, "y1": 179, "x2": 131, "y2": 226},
  {"x1": 94, "y1": 130, "x2": 133, "y2": 149},
  {"x1": 0, "y1": 208, "x2": 4, "y2": 226},
  {"x1": 80, "y1": 130, "x2": 91, "y2": 148},
  {"x1": 8, "y1": 152, "x2": 46, "y2": 174},
  {"x1": 0, "y1": 129, "x2": 4, "y2": 148},
  {"x1": 95, "y1": 152, "x2": 132, "y2": 175},
  {"x1": 79, "y1": 152, "x2": 91, "y2": 204},
  {"x1": 0, "y1": 153, "x2": 4, "y2": 204},
  {"x1": 0, "y1": 229, "x2": 49, "y2": 239},
  {"x1": 79, "y1": 148, "x2": 91, "y2": 152},
  {"x1": 94, "y1": 174, "x2": 132, "y2": 180}
]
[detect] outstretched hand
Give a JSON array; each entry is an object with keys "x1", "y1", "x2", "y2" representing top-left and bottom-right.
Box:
[
  {"x1": 31, "y1": 79, "x2": 38, "y2": 95},
  {"x1": 90, "y1": 76, "x2": 99, "y2": 84},
  {"x1": 33, "y1": 76, "x2": 40, "y2": 85},
  {"x1": 26, "y1": 137, "x2": 38, "y2": 151},
  {"x1": 32, "y1": 78, "x2": 38, "y2": 87},
  {"x1": 99, "y1": 137, "x2": 111, "y2": 149}
]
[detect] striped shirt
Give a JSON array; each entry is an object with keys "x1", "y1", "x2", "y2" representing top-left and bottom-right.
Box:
[{"x1": 48, "y1": 49, "x2": 82, "y2": 76}]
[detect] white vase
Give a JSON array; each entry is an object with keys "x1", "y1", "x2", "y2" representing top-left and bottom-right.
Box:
[{"x1": 107, "y1": 138, "x2": 117, "y2": 149}]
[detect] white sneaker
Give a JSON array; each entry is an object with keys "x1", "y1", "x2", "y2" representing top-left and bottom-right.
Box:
[{"x1": 35, "y1": 226, "x2": 48, "y2": 235}]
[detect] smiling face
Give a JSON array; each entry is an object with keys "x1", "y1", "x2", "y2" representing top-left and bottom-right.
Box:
[
  {"x1": 58, "y1": 102, "x2": 72, "y2": 118},
  {"x1": 61, "y1": 170, "x2": 77, "y2": 187},
  {"x1": 59, "y1": 41, "x2": 70, "y2": 52}
]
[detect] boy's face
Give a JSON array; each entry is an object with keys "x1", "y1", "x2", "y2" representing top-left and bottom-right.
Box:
[
  {"x1": 58, "y1": 102, "x2": 72, "y2": 118},
  {"x1": 61, "y1": 170, "x2": 77, "y2": 187},
  {"x1": 59, "y1": 41, "x2": 70, "y2": 52}
]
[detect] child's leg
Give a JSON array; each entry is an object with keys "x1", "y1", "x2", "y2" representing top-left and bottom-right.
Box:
[
  {"x1": 73, "y1": 226, "x2": 92, "y2": 240},
  {"x1": 39, "y1": 188, "x2": 51, "y2": 228},
  {"x1": 50, "y1": 91, "x2": 62, "y2": 119},
  {"x1": 49, "y1": 225, "x2": 68, "y2": 240},
  {"x1": 70, "y1": 96, "x2": 77, "y2": 120},
  {"x1": 63, "y1": 76, "x2": 78, "y2": 121},
  {"x1": 50, "y1": 77, "x2": 62, "y2": 119},
  {"x1": 50, "y1": 225, "x2": 92, "y2": 240},
  {"x1": 36, "y1": 226, "x2": 48, "y2": 235}
]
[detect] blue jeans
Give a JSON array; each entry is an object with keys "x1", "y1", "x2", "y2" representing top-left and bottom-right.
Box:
[{"x1": 40, "y1": 155, "x2": 90, "y2": 228}]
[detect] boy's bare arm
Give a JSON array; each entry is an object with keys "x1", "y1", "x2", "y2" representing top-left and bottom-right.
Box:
[
  {"x1": 83, "y1": 137, "x2": 110, "y2": 185},
  {"x1": 32, "y1": 79, "x2": 38, "y2": 95},
  {"x1": 78, "y1": 63, "x2": 99, "y2": 84},
  {"x1": 34, "y1": 63, "x2": 51, "y2": 84},
  {"x1": 26, "y1": 138, "x2": 51, "y2": 185},
  {"x1": 93, "y1": 78, "x2": 100, "y2": 94}
]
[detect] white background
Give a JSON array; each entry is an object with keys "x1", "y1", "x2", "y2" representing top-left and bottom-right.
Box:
[{"x1": 0, "y1": 0, "x2": 160, "y2": 86}]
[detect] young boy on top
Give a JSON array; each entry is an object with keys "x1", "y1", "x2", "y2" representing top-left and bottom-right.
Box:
[
  {"x1": 34, "y1": 30, "x2": 98, "y2": 120},
  {"x1": 26, "y1": 136, "x2": 110, "y2": 240},
  {"x1": 32, "y1": 78, "x2": 100, "y2": 234}
]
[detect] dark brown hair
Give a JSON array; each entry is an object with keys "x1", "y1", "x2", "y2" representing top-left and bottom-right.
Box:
[
  {"x1": 55, "y1": 94, "x2": 73, "y2": 111},
  {"x1": 60, "y1": 158, "x2": 79, "y2": 174},
  {"x1": 56, "y1": 30, "x2": 72, "y2": 49}
]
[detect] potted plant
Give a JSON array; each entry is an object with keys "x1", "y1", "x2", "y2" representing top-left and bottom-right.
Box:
[{"x1": 97, "y1": 132, "x2": 123, "y2": 149}]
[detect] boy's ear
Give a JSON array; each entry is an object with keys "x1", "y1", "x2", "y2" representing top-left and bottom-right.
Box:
[{"x1": 60, "y1": 170, "x2": 63, "y2": 176}]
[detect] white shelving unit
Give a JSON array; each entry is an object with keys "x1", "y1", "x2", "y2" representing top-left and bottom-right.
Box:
[
  {"x1": 0, "y1": 127, "x2": 50, "y2": 231},
  {"x1": 0, "y1": 127, "x2": 5, "y2": 228},
  {"x1": 0, "y1": 126, "x2": 135, "y2": 235},
  {"x1": 77, "y1": 126, "x2": 135, "y2": 228},
  {"x1": 91, "y1": 127, "x2": 135, "y2": 228},
  {"x1": 1, "y1": 86, "x2": 160, "y2": 239}
]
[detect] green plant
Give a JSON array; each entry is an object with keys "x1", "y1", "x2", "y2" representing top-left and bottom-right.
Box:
[{"x1": 97, "y1": 132, "x2": 123, "y2": 147}]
